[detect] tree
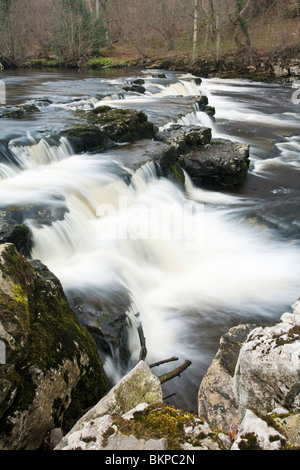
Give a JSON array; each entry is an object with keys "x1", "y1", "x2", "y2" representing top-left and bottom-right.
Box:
[
  {"x1": 231, "y1": 0, "x2": 252, "y2": 57},
  {"x1": 52, "y1": 0, "x2": 107, "y2": 67},
  {"x1": 192, "y1": 0, "x2": 199, "y2": 63},
  {"x1": 0, "y1": 0, "x2": 33, "y2": 67},
  {"x1": 25, "y1": 0, "x2": 54, "y2": 59}
]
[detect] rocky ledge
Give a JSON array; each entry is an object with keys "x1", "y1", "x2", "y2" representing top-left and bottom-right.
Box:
[{"x1": 55, "y1": 300, "x2": 300, "y2": 451}]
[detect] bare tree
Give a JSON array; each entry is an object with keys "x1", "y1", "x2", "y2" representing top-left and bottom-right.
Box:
[
  {"x1": 0, "y1": 0, "x2": 33, "y2": 66},
  {"x1": 52, "y1": 0, "x2": 106, "y2": 67},
  {"x1": 192, "y1": 0, "x2": 199, "y2": 62},
  {"x1": 25, "y1": 0, "x2": 54, "y2": 59}
]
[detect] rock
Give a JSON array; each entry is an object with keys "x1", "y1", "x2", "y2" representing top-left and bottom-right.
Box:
[
  {"x1": 122, "y1": 85, "x2": 146, "y2": 94},
  {"x1": 0, "y1": 104, "x2": 40, "y2": 119},
  {"x1": 68, "y1": 289, "x2": 132, "y2": 372},
  {"x1": 274, "y1": 412, "x2": 300, "y2": 447},
  {"x1": 49, "y1": 428, "x2": 64, "y2": 450},
  {"x1": 156, "y1": 125, "x2": 212, "y2": 156},
  {"x1": 234, "y1": 307, "x2": 300, "y2": 419},
  {"x1": 180, "y1": 139, "x2": 250, "y2": 187},
  {"x1": 85, "y1": 106, "x2": 156, "y2": 143},
  {"x1": 273, "y1": 63, "x2": 290, "y2": 78},
  {"x1": 0, "y1": 244, "x2": 109, "y2": 450},
  {"x1": 61, "y1": 106, "x2": 156, "y2": 154},
  {"x1": 61, "y1": 125, "x2": 115, "y2": 154},
  {"x1": 56, "y1": 361, "x2": 225, "y2": 451},
  {"x1": 231, "y1": 410, "x2": 287, "y2": 451},
  {"x1": 0, "y1": 221, "x2": 31, "y2": 257},
  {"x1": 112, "y1": 139, "x2": 185, "y2": 188},
  {"x1": 198, "y1": 324, "x2": 257, "y2": 432}
]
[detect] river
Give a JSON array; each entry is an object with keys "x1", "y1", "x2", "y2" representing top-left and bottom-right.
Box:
[{"x1": 0, "y1": 68, "x2": 299, "y2": 412}]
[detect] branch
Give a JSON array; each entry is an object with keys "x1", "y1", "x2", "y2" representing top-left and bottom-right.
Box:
[
  {"x1": 149, "y1": 357, "x2": 179, "y2": 369},
  {"x1": 158, "y1": 360, "x2": 192, "y2": 385}
]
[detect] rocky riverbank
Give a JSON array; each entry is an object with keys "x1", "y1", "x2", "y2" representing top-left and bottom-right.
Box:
[{"x1": 119, "y1": 53, "x2": 300, "y2": 83}]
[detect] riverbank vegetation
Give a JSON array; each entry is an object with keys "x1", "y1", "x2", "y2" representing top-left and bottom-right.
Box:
[{"x1": 0, "y1": 0, "x2": 300, "y2": 69}]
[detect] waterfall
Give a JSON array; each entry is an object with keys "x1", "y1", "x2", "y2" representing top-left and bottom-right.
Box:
[
  {"x1": 2, "y1": 70, "x2": 300, "y2": 411},
  {"x1": 8, "y1": 136, "x2": 74, "y2": 169},
  {"x1": 27, "y1": 140, "x2": 300, "y2": 391}
]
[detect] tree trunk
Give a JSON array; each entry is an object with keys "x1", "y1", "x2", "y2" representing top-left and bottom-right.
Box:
[{"x1": 192, "y1": 0, "x2": 199, "y2": 63}]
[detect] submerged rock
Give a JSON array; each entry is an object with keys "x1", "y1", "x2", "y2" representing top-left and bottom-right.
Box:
[{"x1": 0, "y1": 244, "x2": 109, "y2": 450}]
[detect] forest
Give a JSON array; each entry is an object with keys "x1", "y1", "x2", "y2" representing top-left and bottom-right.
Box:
[{"x1": 0, "y1": 0, "x2": 300, "y2": 68}]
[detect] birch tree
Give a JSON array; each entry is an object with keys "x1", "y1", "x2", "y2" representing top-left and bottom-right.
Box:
[{"x1": 192, "y1": 0, "x2": 199, "y2": 62}]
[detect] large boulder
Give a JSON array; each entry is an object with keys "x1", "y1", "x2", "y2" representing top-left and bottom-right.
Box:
[
  {"x1": 0, "y1": 244, "x2": 109, "y2": 450},
  {"x1": 234, "y1": 301, "x2": 300, "y2": 418},
  {"x1": 179, "y1": 139, "x2": 250, "y2": 187},
  {"x1": 198, "y1": 324, "x2": 256, "y2": 432}
]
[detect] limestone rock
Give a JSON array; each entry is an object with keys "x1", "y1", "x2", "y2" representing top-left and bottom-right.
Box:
[
  {"x1": 56, "y1": 361, "x2": 225, "y2": 451},
  {"x1": 0, "y1": 244, "x2": 109, "y2": 450},
  {"x1": 231, "y1": 410, "x2": 286, "y2": 451},
  {"x1": 234, "y1": 304, "x2": 300, "y2": 418},
  {"x1": 198, "y1": 324, "x2": 256, "y2": 432}
]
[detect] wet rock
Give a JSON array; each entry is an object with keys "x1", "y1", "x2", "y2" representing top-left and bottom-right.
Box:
[
  {"x1": 156, "y1": 124, "x2": 212, "y2": 156},
  {"x1": 112, "y1": 139, "x2": 185, "y2": 188},
  {"x1": 0, "y1": 104, "x2": 40, "y2": 119},
  {"x1": 0, "y1": 244, "x2": 109, "y2": 450},
  {"x1": 67, "y1": 290, "x2": 132, "y2": 374},
  {"x1": 62, "y1": 106, "x2": 156, "y2": 153},
  {"x1": 85, "y1": 106, "x2": 156, "y2": 143},
  {"x1": 179, "y1": 139, "x2": 250, "y2": 187},
  {"x1": 61, "y1": 124, "x2": 115, "y2": 154},
  {"x1": 0, "y1": 220, "x2": 32, "y2": 257},
  {"x1": 122, "y1": 85, "x2": 146, "y2": 94}
]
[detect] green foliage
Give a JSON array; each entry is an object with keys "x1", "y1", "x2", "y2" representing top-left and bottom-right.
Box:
[{"x1": 52, "y1": 0, "x2": 107, "y2": 67}]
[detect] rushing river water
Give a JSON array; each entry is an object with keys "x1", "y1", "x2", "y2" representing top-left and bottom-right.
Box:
[{"x1": 0, "y1": 68, "x2": 300, "y2": 412}]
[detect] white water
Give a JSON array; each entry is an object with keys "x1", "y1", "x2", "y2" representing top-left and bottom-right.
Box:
[
  {"x1": 2, "y1": 72, "x2": 300, "y2": 410},
  {"x1": 26, "y1": 144, "x2": 300, "y2": 394}
]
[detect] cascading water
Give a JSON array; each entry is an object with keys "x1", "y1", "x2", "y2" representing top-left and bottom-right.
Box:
[{"x1": 0, "y1": 70, "x2": 299, "y2": 411}]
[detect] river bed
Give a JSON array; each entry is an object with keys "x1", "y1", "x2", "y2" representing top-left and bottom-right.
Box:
[{"x1": 0, "y1": 68, "x2": 299, "y2": 412}]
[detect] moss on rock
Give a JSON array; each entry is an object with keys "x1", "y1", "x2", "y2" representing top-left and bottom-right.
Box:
[{"x1": 0, "y1": 244, "x2": 109, "y2": 449}]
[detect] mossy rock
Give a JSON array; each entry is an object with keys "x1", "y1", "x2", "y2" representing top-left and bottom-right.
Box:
[
  {"x1": 0, "y1": 244, "x2": 109, "y2": 450},
  {"x1": 85, "y1": 106, "x2": 156, "y2": 143},
  {"x1": 1, "y1": 104, "x2": 40, "y2": 119}
]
